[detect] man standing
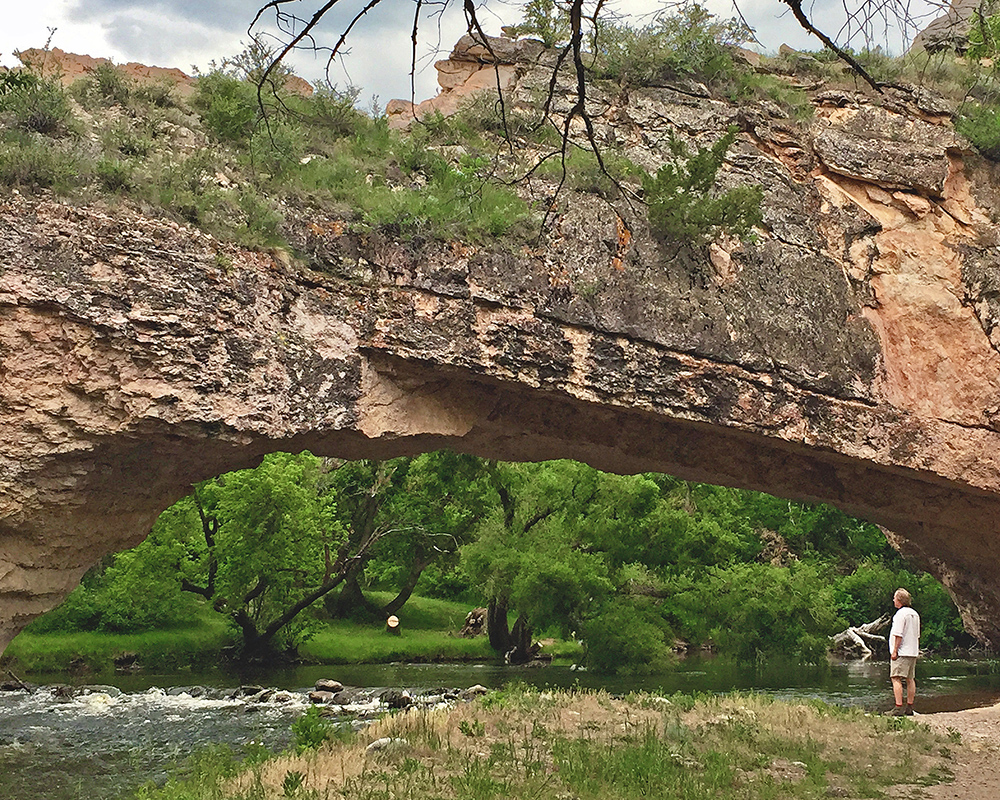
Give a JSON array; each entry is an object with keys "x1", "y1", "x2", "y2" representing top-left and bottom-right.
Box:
[{"x1": 888, "y1": 588, "x2": 920, "y2": 716}]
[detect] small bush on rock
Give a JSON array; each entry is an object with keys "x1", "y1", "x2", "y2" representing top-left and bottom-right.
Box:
[
  {"x1": 0, "y1": 71, "x2": 76, "y2": 136},
  {"x1": 955, "y1": 102, "x2": 1000, "y2": 160},
  {"x1": 643, "y1": 126, "x2": 762, "y2": 244}
]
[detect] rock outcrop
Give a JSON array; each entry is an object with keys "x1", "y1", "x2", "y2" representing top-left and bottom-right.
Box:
[
  {"x1": 11, "y1": 47, "x2": 314, "y2": 97},
  {"x1": 3, "y1": 38, "x2": 1000, "y2": 655},
  {"x1": 386, "y1": 35, "x2": 545, "y2": 128},
  {"x1": 910, "y1": 0, "x2": 989, "y2": 53}
]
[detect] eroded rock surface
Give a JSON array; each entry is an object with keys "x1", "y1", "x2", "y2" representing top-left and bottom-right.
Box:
[{"x1": 3, "y1": 39, "x2": 1000, "y2": 654}]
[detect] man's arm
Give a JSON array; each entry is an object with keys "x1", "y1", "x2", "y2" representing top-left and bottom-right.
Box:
[{"x1": 892, "y1": 634, "x2": 902, "y2": 660}]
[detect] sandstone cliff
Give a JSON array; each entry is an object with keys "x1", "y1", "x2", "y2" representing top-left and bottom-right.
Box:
[{"x1": 3, "y1": 37, "x2": 1000, "y2": 654}]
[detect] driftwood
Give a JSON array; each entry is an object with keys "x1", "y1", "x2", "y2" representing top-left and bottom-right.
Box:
[{"x1": 830, "y1": 613, "x2": 892, "y2": 659}]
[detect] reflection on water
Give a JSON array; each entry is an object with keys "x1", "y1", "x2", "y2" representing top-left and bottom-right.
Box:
[{"x1": 2, "y1": 656, "x2": 999, "y2": 800}]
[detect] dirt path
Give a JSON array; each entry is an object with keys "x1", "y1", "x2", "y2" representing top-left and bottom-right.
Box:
[{"x1": 889, "y1": 704, "x2": 1000, "y2": 799}]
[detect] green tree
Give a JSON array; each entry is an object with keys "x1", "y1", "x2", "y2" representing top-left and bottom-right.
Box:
[
  {"x1": 643, "y1": 126, "x2": 763, "y2": 244},
  {"x1": 506, "y1": 0, "x2": 572, "y2": 48},
  {"x1": 172, "y1": 452, "x2": 356, "y2": 658},
  {"x1": 323, "y1": 451, "x2": 491, "y2": 619},
  {"x1": 662, "y1": 561, "x2": 845, "y2": 663},
  {"x1": 462, "y1": 461, "x2": 640, "y2": 662}
]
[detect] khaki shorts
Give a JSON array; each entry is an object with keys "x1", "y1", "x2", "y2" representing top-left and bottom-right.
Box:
[{"x1": 890, "y1": 655, "x2": 917, "y2": 680}]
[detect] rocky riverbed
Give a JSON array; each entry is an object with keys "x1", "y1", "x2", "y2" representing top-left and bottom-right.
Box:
[{"x1": 0, "y1": 678, "x2": 488, "y2": 800}]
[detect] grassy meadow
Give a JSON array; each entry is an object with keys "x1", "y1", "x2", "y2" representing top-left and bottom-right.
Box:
[{"x1": 1, "y1": 594, "x2": 580, "y2": 675}]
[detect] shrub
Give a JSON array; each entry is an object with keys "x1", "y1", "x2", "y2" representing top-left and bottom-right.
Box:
[
  {"x1": 95, "y1": 157, "x2": 134, "y2": 192},
  {"x1": 643, "y1": 126, "x2": 762, "y2": 244},
  {"x1": 590, "y1": 3, "x2": 753, "y2": 88},
  {"x1": 507, "y1": 0, "x2": 571, "y2": 48},
  {"x1": 291, "y1": 706, "x2": 334, "y2": 752},
  {"x1": 194, "y1": 71, "x2": 261, "y2": 144},
  {"x1": 662, "y1": 561, "x2": 844, "y2": 662},
  {"x1": 582, "y1": 599, "x2": 673, "y2": 674},
  {"x1": 133, "y1": 81, "x2": 177, "y2": 108},
  {"x1": 966, "y1": 11, "x2": 1000, "y2": 60},
  {"x1": 305, "y1": 84, "x2": 364, "y2": 139},
  {"x1": 104, "y1": 121, "x2": 154, "y2": 158},
  {"x1": 955, "y1": 102, "x2": 1000, "y2": 160},
  {"x1": 731, "y1": 72, "x2": 814, "y2": 121},
  {"x1": 0, "y1": 71, "x2": 76, "y2": 136},
  {"x1": 76, "y1": 62, "x2": 134, "y2": 106},
  {"x1": 0, "y1": 130, "x2": 87, "y2": 190}
]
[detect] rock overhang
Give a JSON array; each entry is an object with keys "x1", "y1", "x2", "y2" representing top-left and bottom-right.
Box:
[{"x1": 3, "y1": 38, "x2": 1000, "y2": 653}]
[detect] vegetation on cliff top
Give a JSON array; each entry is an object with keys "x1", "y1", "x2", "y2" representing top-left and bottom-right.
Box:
[
  {"x1": 2, "y1": 2, "x2": 999, "y2": 265},
  {"x1": 0, "y1": 46, "x2": 536, "y2": 248}
]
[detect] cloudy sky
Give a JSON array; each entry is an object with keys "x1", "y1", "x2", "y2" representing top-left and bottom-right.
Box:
[{"x1": 0, "y1": 0, "x2": 947, "y2": 104}]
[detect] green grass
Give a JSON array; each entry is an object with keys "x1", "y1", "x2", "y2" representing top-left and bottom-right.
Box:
[
  {"x1": 3, "y1": 613, "x2": 233, "y2": 674},
  {"x1": 301, "y1": 592, "x2": 497, "y2": 664},
  {"x1": 3, "y1": 592, "x2": 581, "y2": 672},
  {"x1": 0, "y1": 57, "x2": 536, "y2": 249},
  {"x1": 300, "y1": 623, "x2": 496, "y2": 664}
]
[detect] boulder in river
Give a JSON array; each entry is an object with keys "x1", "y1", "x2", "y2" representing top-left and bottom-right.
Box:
[{"x1": 380, "y1": 689, "x2": 413, "y2": 709}]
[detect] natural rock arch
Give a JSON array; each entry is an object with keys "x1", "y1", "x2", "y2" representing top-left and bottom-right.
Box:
[{"x1": 4, "y1": 47, "x2": 1000, "y2": 655}]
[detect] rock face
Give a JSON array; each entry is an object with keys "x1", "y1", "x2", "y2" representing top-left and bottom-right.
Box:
[
  {"x1": 386, "y1": 35, "x2": 546, "y2": 128},
  {"x1": 910, "y1": 0, "x2": 989, "y2": 53},
  {"x1": 3, "y1": 39, "x2": 1000, "y2": 655}
]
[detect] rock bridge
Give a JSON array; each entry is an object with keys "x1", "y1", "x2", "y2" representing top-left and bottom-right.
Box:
[{"x1": 3, "y1": 43, "x2": 1000, "y2": 654}]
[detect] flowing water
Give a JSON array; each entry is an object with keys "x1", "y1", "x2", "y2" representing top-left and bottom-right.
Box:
[{"x1": 2, "y1": 656, "x2": 999, "y2": 800}]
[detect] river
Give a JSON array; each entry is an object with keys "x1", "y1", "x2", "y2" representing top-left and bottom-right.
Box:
[{"x1": 2, "y1": 656, "x2": 999, "y2": 800}]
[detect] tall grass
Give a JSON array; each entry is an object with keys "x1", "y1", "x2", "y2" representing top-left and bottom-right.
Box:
[{"x1": 133, "y1": 687, "x2": 955, "y2": 800}]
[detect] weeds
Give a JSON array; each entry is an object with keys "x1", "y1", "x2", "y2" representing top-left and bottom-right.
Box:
[
  {"x1": 955, "y1": 102, "x2": 1000, "y2": 160},
  {"x1": 0, "y1": 71, "x2": 77, "y2": 135},
  {"x1": 1, "y1": 10, "x2": 996, "y2": 257}
]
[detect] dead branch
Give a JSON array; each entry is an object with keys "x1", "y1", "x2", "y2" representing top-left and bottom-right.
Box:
[{"x1": 830, "y1": 613, "x2": 892, "y2": 659}]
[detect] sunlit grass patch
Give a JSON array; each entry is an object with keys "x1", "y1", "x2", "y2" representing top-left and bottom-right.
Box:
[
  {"x1": 4, "y1": 612, "x2": 233, "y2": 674},
  {"x1": 300, "y1": 622, "x2": 495, "y2": 664}
]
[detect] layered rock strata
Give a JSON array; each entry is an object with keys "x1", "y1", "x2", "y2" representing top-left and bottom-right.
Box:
[{"x1": 3, "y1": 39, "x2": 1000, "y2": 654}]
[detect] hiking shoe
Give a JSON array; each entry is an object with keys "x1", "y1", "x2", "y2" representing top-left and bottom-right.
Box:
[
  {"x1": 888, "y1": 706, "x2": 906, "y2": 716},
  {"x1": 905, "y1": 706, "x2": 914, "y2": 716}
]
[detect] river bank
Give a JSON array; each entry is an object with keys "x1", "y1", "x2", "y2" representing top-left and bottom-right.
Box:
[
  {"x1": 109, "y1": 687, "x2": 964, "y2": 800},
  {"x1": 4, "y1": 658, "x2": 1000, "y2": 800},
  {"x1": 0, "y1": 596, "x2": 536, "y2": 675}
]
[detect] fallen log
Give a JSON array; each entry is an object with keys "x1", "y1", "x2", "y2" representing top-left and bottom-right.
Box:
[{"x1": 830, "y1": 613, "x2": 891, "y2": 659}]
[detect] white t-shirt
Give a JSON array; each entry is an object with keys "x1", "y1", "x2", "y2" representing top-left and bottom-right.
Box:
[{"x1": 889, "y1": 606, "x2": 920, "y2": 658}]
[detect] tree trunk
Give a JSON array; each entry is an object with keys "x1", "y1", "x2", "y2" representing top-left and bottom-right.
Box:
[
  {"x1": 381, "y1": 556, "x2": 434, "y2": 616},
  {"x1": 505, "y1": 613, "x2": 537, "y2": 665},
  {"x1": 332, "y1": 568, "x2": 380, "y2": 619},
  {"x1": 487, "y1": 597, "x2": 512, "y2": 653}
]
